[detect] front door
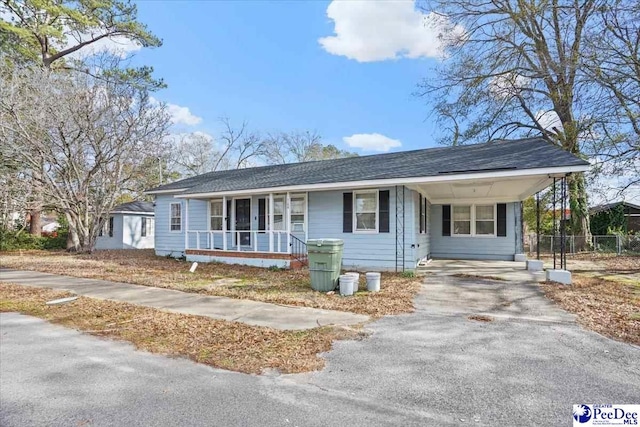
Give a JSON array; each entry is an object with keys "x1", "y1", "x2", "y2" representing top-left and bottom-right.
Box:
[{"x1": 235, "y1": 198, "x2": 251, "y2": 246}]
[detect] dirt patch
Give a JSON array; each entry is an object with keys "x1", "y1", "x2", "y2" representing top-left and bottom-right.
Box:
[
  {"x1": 0, "y1": 250, "x2": 420, "y2": 317},
  {"x1": 541, "y1": 275, "x2": 639, "y2": 346},
  {"x1": 468, "y1": 315, "x2": 494, "y2": 322},
  {"x1": 0, "y1": 283, "x2": 367, "y2": 374}
]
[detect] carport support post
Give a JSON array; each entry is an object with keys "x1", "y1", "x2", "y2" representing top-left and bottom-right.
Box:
[
  {"x1": 536, "y1": 192, "x2": 540, "y2": 260},
  {"x1": 553, "y1": 178, "x2": 557, "y2": 270}
]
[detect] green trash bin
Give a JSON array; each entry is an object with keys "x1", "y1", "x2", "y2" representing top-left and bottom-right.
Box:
[{"x1": 307, "y1": 239, "x2": 344, "y2": 292}]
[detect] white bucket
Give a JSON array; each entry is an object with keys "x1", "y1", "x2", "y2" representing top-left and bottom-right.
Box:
[
  {"x1": 346, "y1": 272, "x2": 360, "y2": 292},
  {"x1": 366, "y1": 272, "x2": 381, "y2": 292},
  {"x1": 339, "y1": 274, "x2": 354, "y2": 296}
]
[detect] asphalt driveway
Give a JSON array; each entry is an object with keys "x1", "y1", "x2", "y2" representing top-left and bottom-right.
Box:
[{"x1": 2, "y1": 274, "x2": 639, "y2": 426}]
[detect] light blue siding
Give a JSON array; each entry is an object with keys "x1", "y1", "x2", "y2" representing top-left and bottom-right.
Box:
[
  {"x1": 413, "y1": 193, "x2": 430, "y2": 263},
  {"x1": 96, "y1": 213, "x2": 154, "y2": 250},
  {"x1": 122, "y1": 214, "x2": 154, "y2": 249},
  {"x1": 95, "y1": 214, "x2": 123, "y2": 250},
  {"x1": 429, "y1": 202, "x2": 520, "y2": 260},
  {"x1": 154, "y1": 195, "x2": 185, "y2": 257},
  {"x1": 307, "y1": 187, "x2": 415, "y2": 271}
]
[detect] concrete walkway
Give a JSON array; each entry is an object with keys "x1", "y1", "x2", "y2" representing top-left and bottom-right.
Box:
[
  {"x1": 419, "y1": 259, "x2": 546, "y2": 282},
  {"x1": 0, "y1": 269, "x2": 369, "y2": 330}
]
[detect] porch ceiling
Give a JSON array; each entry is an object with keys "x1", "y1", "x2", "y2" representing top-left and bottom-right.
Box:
[{"x1": 413, "y1": 174, "x2": 558, "y2": 204}]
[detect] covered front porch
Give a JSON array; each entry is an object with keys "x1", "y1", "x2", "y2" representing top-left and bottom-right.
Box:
[{"x1": 182, "y1": 192, "x2": 308, "y2": 267}]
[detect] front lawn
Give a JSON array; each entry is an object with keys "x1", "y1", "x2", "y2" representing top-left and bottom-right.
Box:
[
  {"x1": 0, "y1": 283, "x2": 365, "y2": 374},
  {"x1": 0, "y1": 250, "x2": 421, "y2": 317},
  {"x1": 541, "y1": 254, "x2": 639, "y2": 346}
]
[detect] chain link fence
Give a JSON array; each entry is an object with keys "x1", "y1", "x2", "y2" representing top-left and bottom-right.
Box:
[{"x1": 525, "y1": 234, "x2": 640, "y2": 255}]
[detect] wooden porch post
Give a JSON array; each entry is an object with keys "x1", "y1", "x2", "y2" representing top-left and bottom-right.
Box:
[
  {"x1": 222, "y1": 195, "x2": 227, "y2": 251},
  {"x1": 268, "y1": 193, "x2": 274, "y2": 252},
  {"x1": 286, "y1": 192, "x2": 291, "y2": 254}
]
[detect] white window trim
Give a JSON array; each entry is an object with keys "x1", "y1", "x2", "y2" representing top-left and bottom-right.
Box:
[
  {"x1": 353, "y1": 189, "x2": 379, "y2": 234},
  {"x1": 170, "y1": 202, "x2": 182, "y2": 233},
  {"x1": 451, "y1": 204, "x2": 497, "y2": 238},
  {"x1": 420, "y1": 196, "x2": 428, "y2": 235},
  {"x1": 209, "y1": 199, "x2": 224, "y2": 231},
  {"x1": 290, "y1": 193, "x2": 307, "y2": 234},
  {"x1": 272, "y1": 194, "x2": 286, "y2": 232}
]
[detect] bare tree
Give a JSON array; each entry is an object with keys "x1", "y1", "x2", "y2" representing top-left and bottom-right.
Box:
[
  {"x1": 418, "y1": 0, "x2": 608, "y2": 242},
  {"x1": 0, "y1": 64, "x2": 170, "y2": 252},
  {"x1": 1, "y1": 0, "x2": 162, "y2": 235},
  {"x1": 263, "y1": 131, "x2": 357, "y2": 164},
  {"x1": 217, "y1": 118, "x2": 267, "y2": 170},
  {"x1": 584, "y1": 0, "x2": 640, "y2": 197},
  {"x1": 170, "y1": 132, "x2": 218, "y2": 177}
]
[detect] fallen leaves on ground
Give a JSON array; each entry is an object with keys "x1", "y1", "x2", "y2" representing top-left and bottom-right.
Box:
[
  {"x1": 0, "y1": 283, "x2": 366, "y2": 374},
  {"x1": 541, "y1": 275, "x2": 640, "y2": 346},
  {"x1": 0, "y1": 250, "x2": 420, "y2": 317}
]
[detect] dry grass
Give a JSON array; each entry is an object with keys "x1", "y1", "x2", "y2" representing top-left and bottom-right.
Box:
[
  {"x1": 541, "y1": 274, "x2": 640, "y2": 346},
  {"x1": 0, "y1": 250, "x2": 420, "y2": 317},
  {"x1": 0, "y1": 283, "x2": 366, "y2": 374}
]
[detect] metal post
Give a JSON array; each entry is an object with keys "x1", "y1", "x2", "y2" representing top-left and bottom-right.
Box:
[
  {"x1": 560, "y1": 176, "x2": 566, "y2": 270},
  {"x1": 552, "y1": 178, "x2": 557, "y2": 270},
  {"x1": 536, "y1": 192, "x2": 541, "y2": 260}
]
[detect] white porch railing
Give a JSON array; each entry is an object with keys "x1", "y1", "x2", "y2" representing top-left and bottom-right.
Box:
[{"x1": 186, "y1": 230, "x2": 293, "y2": 253}]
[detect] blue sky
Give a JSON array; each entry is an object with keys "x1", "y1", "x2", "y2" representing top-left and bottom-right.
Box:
[{"x1": 130, "y1": 0, "x2": 446, "y2": 153}]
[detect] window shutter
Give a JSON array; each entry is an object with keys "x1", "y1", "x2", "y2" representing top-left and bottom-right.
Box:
[
  {"x1": 226, "y1": 199, "x2": 232, "y2": 232},
  {"x1": 424, "y1": 198, "x2": 428, "y2": 233},
  {"x1": 419, "y1": 195, "x2": 424, "y2": 233},
  {"x1": 379, "y1": 190, "x2": 390, "y2": 233},
  {"x1": 497, "y1": 203, "x2": 507, "y2": 237},
  {"x1": 442, "y1": 205, "x2": 451, "y2": 236},
  {"x1": 343, "y1": 192, "x2": 353, "y2": 233},
  {"x1": 142, "y1": 217, "x2": 147, "y2": 237},
  {"x1": 258, "y1": 198, "x2": 266, "y2": 232}
]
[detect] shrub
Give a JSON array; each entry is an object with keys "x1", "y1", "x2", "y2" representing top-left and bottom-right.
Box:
[{"x1": 0, "y1": 229, "x2": 67, "y2": 251}]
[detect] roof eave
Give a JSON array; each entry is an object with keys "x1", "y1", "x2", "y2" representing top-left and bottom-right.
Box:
[
  {"x1": 144, "y1": 188, "x2": 189, "y2": 195},
  {"x1": 175, "y1": 164, "x2": 590, "y2": 199}
]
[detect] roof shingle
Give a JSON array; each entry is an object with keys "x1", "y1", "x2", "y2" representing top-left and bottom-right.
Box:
[{"x1": 147, "y1": 137, "x2": 589, "y2": 195}]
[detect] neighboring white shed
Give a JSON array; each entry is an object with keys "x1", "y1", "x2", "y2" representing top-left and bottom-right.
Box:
[{"x1": 95, "y1": 201, "x2": 155, "y2": 250}]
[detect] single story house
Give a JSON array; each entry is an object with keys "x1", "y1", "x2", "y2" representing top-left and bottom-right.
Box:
[
  {"x1": 96, "y1": 201, "x2": 155, "y2": 250},
  {"x1": 590, "y1": 201, "x2": 640, "y2": 234},
  {"x1": 145, "y1": 137, "x2": 589, "y2": 271}
]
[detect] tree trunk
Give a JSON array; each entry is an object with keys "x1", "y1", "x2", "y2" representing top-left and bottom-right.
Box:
[
  {"x1": 28, "y1": 208, "x2": 41, "y2": 235},
  {"x1": 568, "y1": 173, "x2": 592, "y2": 250},
  {"x1": 29, "y1": 166, "x2": 43, "y2": 235},
  {"x1": 65, "y1": 213, "x2": 81, "y2": 252}
]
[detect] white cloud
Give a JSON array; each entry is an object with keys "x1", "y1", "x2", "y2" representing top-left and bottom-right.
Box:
[
  {"x1": 150, "y1": 97, "x2": 202, "y2": 126},
  {"x1": 343, "y1": 133, "x2": 402, "y2": 152},
  {"x1": 535, "y1": 110, "x2": 563, "y2": 133},
  {"x1": 166, "y1": 103, "x2": 202, "y2": 126},
  {"x1": 489, "y1": 73, "x2": 530, "y2": 99},
  {"x1": 318, "y1": 0, "x2": 461, "y2": 62}
]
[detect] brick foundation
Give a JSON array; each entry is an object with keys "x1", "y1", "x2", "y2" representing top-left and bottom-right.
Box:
[{"x1": 185, "y1": 249, "x2": 307, "y2": 269}]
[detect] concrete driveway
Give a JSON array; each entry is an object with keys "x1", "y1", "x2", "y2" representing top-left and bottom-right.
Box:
[{"x1": 2, "y1": 271, "x2": 639, "y2": 426}]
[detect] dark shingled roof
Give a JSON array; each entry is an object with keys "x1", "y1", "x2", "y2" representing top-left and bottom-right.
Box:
[
  {"x1": 147, "y1": 137, "x2": 589, "y2": 195},
  {"x1": 112, "y1": 201, "x2": 154, "y2": 214},
  {"x1": 590, "y1": 201, "x2": 640, "y2": 214}
]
